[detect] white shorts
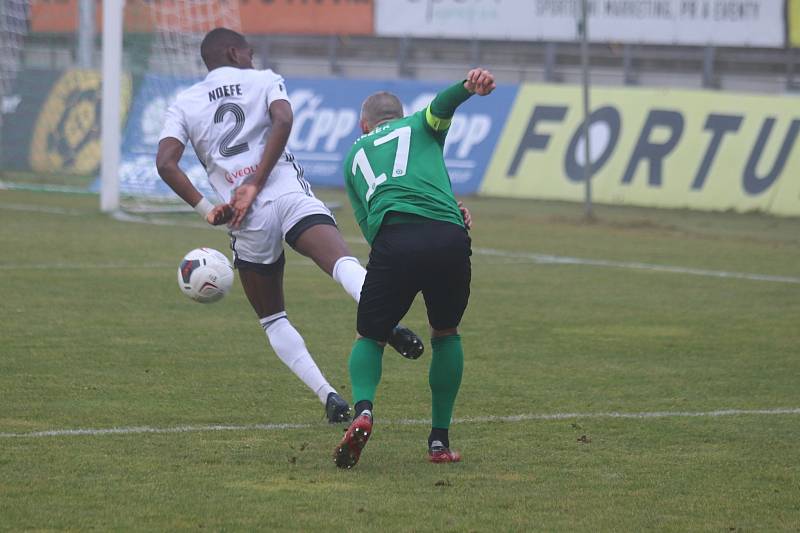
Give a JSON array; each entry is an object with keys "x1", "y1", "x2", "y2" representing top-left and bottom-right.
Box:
[{"x1": 229, "y1": 192, "x2": 334, "y2": 265}]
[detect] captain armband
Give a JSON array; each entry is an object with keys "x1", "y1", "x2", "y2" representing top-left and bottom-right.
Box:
[{"x1": 425, "y1": 106, "x2": 452, "y2": 132}]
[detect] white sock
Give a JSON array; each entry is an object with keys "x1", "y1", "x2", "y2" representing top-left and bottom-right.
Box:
[
  {"x1": 260, "y1": 312, "x2": 335, "y2": 404},
  {"x1": 332, "y1": 256, "x2": 366, "y2": 303}
]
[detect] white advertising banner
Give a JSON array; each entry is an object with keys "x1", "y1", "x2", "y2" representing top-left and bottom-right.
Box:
[{"x1": 375, "y1": 0, "x2": 785, "y2": 48}]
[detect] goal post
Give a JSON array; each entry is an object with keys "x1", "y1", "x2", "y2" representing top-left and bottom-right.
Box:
[
  {"x1": 103, "y1": 0, "x2": 243, "y2": 213},
  {"x1": 1, "y1": 0, "x2": 241, "y2": 212},
  {"x1": 100, "y1": 0, "x2": 123, "y2": 213}
]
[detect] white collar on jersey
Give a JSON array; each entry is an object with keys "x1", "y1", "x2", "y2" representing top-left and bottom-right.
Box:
[{"x1": 205, "y1": 66, "x2": 251, "y2": 80}]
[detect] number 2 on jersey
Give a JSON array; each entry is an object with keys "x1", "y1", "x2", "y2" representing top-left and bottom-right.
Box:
[
  {"x1": 214, "y1": 103, "x2": 250, "y2": 157},
  {"x1": 352, "y1": 126, "x2": 411, "y2": 200}
]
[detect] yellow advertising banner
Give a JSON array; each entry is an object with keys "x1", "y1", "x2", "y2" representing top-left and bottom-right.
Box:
[
  {"x1": 30, "y1": 70, "x2": 132, "y2": 175},
  {"x1": 790, "y1": 0, "x2": 800, "y2": 48},
  {"x1": 482, "y1": 84, "x2": 800, "y2": 216}
]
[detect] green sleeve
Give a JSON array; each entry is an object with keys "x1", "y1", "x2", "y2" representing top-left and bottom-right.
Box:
[
  {"x1": 426, "y1": 81, "x2": 472, "y2": 131},
  {"x1": 344, "y1": 163, "x2": 369, "y2": 240},
  {"x1": 349, "y1": 188, "x2": 369, "y2": 240}
]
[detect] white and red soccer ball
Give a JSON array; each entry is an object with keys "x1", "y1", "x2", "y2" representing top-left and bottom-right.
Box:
[{"x1": 177, "y1": 248, "x2": 233, "y2": 303}]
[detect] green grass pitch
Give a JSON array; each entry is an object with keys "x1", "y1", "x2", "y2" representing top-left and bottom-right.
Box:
[{"x1": 1, "y1": 188, "x2": 799, "y2": 531}]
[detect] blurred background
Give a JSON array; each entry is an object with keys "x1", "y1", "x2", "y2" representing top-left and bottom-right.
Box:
[
  {"x1": 1, "y1": 0, "x2": 798, "y2": 216},
  {"x1": 4, "y1": 5, "x2": 800, "y2": 531}
]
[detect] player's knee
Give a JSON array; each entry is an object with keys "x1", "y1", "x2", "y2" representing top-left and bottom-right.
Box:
[
  {"x1": 431, "y1": 326, "x2": 459, "y2": 338},
  {"x1": 355, "y1": 332, "x2": 387, "y2": 346},
  {"x1": 289, "y1": 219, "x2": 351, "y2": 275}
]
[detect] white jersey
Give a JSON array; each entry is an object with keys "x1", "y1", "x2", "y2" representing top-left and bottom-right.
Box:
[{"x1": 159, "y1": 66, "x2": 311, "y2": 208}]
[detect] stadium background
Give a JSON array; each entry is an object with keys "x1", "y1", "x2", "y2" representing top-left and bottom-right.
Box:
[
  {"x1": 2, "y1": 2, "x2": 800, "y2": 530},
  {"x1": 1, "y1": 0, "x2": 799, "y2": 216}
]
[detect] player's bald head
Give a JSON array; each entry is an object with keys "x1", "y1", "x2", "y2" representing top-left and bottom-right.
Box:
[
  {"x1": 360, "y1": 92, "x2": 404, "y2": 132},
  {"x1": 200, "y1": 28, "x2": 250, "y2": 70}
]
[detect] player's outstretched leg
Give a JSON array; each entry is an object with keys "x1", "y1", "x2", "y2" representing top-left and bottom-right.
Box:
[
  {"x1": 260, "y1": 311, "x2": 347, "y2": 416},
  {"x1": 292, "y1": 225, "x2": 426, "y2": 360},
  {"x1": 427, "y1": 334, "x2": 464, "y2": 463},
  {"x1": 238, "y1": 264, "x2": 348, "y2": 419},
  {"x1": 333, "y1": 256, "x2": 424, "y2": 359}
]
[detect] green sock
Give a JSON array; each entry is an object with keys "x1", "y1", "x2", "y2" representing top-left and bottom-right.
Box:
[
  {"x1": 429, "y1": 334, "x2": 464, "y2": 429},
  {"x1": 349, "y1": 337, "x2": 384, "y2": 405}
]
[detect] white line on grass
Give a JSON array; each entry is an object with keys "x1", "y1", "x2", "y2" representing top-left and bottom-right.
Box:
[
  {"x1": 472, "y1": 247, "x2": 800, "y2": 284},
  {"x1": 2, "y1": 407, "x2": 798, "y2": 439},
  {"x1": 0, "y1": 263, "x2": 175, "y2": 270},
  {"x1": 4, "y1": 203, "x2": 800, "y2": 284},
  {"x1": 111, "y1": 212, "x2": 800, "y2": 285}
]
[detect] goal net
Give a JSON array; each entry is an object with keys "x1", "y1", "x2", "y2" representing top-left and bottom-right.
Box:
[
  {"x1": 0, "y1": 0, "x2": 241, "y2": 210},
  {"x1": 0, "y1": 0, "x2": 32, "y2": 185}
]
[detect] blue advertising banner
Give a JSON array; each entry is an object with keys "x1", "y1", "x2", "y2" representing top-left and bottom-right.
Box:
[
  {"x1": 117, "y1": 74, "x2": 212, "y2": 198},
  {"x1": 115, "y1": 74, "x2": 517, "y2": 199}
]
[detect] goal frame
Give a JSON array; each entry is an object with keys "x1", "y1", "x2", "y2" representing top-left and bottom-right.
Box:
[{"x1": 99, "y1": 0, "x2": 123, "y2": 213}]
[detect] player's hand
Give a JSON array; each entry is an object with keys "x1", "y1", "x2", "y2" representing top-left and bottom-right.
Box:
[
  {"x1": 230, "y1": 182, "x2": 258, "y2": 228},
  {"x1": 464, "y1": 68, "x2": 496, "y2": 96},
  {"x1": 458, "y1": 201, "x2": 472, "y2": 230},
  {"x1": 206, "y1": 204, "x2": 233, "y2": 226}
]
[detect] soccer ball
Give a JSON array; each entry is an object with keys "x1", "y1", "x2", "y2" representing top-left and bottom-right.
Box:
[{"x1": 177, "y1": 248, "x2": 234, "y2": 303}]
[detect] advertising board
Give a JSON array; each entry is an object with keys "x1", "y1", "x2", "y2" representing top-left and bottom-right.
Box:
[
  {"x1": 30, "y1": 0, "x2": 374, "y2": 35},
  {"x1": 483, "y1": 83, "x2": 800, "y2": 216},
  {"x1": 375, "y1": 0, "x2": 785, "y2": 48},
  {"x1": 117, "y1": 75, "x2": 517, "y2": 198}
]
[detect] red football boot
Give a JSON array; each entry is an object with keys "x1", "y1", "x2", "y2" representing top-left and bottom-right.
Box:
[
  {"x1": 428, "y1": 441, "x2": 461, "y2": 463},
  {"x1": 334, "y1": 412, "x2": 373, "y2": 469}
]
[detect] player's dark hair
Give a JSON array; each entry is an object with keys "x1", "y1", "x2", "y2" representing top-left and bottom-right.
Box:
[
  {"x1": 200, "y1": 27, "x2": 248, "y2": 69},
  {"x1": 361, "y1": 92, "x2": 404, "y2": 131}
]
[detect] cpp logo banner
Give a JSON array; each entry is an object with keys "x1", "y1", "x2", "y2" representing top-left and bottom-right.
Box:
[
  {"x1": 482, "y1": 84, "x2": 800, "y2": 217},
  {"x1": 285, "y1": 77, "x2": 517, "y2": 195},
  {"x1": 117, "y1": 75, "x2": 517, "y2": 198}
]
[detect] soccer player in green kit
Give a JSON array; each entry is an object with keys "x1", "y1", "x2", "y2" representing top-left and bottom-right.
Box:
[{"x1": 334, "y1": 68, "x2": 496, "y2": 468}]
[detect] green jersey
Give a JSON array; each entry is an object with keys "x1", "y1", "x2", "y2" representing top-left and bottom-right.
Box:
[{"x1": 343, "y1": 82, "x2": 472, "y2": 244}]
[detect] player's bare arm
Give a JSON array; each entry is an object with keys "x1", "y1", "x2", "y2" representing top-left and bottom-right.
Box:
[
  {"x1": 422, "y1": 70, "x2": 494, "y2": 138},
  {"x1": 229, "y1": 99, "x2": 293, "y2": 228},
  {"x1": 156, "y1": 137, "x2": 198, "y2": 205},
  {"x1": 156, "y1": 137, "x2": 231, "y2": 226}
]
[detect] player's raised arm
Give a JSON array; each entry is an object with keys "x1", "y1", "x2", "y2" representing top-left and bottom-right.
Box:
[
  {"x1": 426, "y1": 68, "x2": 496, "y2": 132},
  {"x1": 229, "y1": 99, "x2": 293, "y2": 228}
]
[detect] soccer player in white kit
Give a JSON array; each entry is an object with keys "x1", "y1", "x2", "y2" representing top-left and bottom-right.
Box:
[{"x1": 155, "y1": 28, "x2": 422, "y2": 423}]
